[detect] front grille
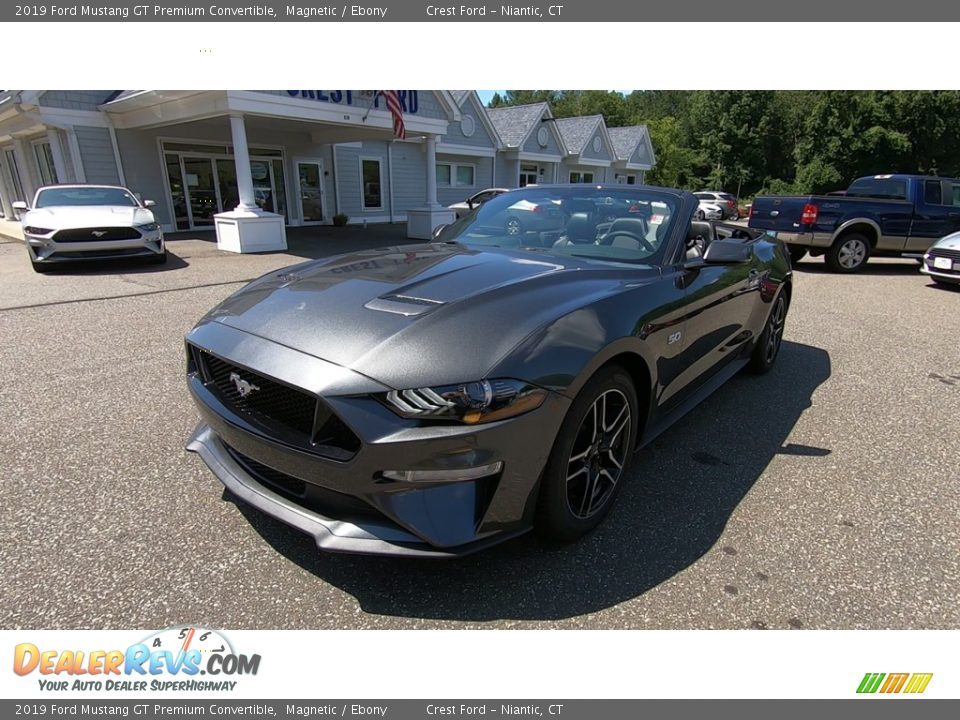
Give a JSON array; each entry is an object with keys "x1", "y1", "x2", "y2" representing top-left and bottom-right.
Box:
[
  {"x1": 203, "y1": 353, "x2": 317, "y2": 437},
  {"x1": 929, "y1": 247, "x2": 960, "y2": 261},
  {"x1": 54, "y1": 248, "x2": 150, "y2": 258},
  {"x1": 192, "y1": 347, "x2": 362, "y2": 460},
  {"x1": 54, "y1": 227, "x2": 141, "y2": 242},
  {"x1": 226, "y1": 446, "x2": 381, "y2": 521}
]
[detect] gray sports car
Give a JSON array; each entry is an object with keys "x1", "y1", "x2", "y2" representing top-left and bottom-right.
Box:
[{"x1": 185, "y1": 185, "x2": 792, "y2": 557}]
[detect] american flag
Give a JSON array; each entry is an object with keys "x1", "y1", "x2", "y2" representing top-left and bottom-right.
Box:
[{"x1": 380, "y1": 90, "x2": 405, "y2": 140}]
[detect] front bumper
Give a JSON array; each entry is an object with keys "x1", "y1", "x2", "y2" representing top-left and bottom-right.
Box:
[
  {"x1": 184, "y1": 323, "x2": 570, "y2": 557},
  {"x1": 26, "y1": 231, "x2": 164, "y2": 263},
  {"x1": 921, "y1": 257, "x2": 960, "y2": 284}
]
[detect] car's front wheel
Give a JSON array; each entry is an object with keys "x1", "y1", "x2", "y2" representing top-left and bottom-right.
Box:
[
  {"x1": 536, "y1": 365, "x2": 638, "y2": 542},
  {"x1": 749, "y1": 291, "x2": 788, "y2": 374},
  {"x1": 30, "y1": 257, "x2": 51, "y2": 274}
]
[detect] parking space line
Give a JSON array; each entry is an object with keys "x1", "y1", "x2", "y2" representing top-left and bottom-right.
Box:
[{"x1": 0, "y1": 278, "x2": 255, "y2": 313}]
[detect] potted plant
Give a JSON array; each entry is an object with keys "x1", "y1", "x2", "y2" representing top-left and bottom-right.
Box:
[{"x1": 333, "y1": 213, "x2": 349, "y2": 227}]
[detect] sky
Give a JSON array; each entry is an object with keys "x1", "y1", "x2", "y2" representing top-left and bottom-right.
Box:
[{"x1": 475, "y1": 90, "x2": 632, "y2": 106}]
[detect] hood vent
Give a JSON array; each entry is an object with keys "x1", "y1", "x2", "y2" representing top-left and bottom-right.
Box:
[{"x1": 364, "y1": 294, "x2": 445, "y2": 317}]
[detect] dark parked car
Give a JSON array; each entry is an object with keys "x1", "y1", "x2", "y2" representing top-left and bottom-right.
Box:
[
  {"x1": 185, "y1": 185, "x2": 792, "y2": 557},
  {"x1": 749, "y1": 174, "x2": 960, "y2": 272}
]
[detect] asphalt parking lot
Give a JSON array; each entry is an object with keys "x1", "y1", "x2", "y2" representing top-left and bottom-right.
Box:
[{"x1": 1, "y1": 233, "x2": 958, "y2": 630}]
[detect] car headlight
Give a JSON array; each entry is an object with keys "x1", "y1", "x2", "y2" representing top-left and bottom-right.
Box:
[
  {"x1": 136, "y1": 222, "x2": 160, "y2": 232},
  {"x1": 381, "y1": 379, "x2": 547, "y2": 424},
  {"x1": 23, "y1": 226, "x2": 53, "y2": 236}
]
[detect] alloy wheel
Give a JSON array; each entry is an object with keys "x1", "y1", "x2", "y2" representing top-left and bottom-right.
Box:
[
  {"x1": 565, "y1": 389, "x2": 632, "y2": 519},
  {"x1": 838, "y1": 237, "x2": 867, "y2": 269},
  {"x1": 765, "y1": 295, "x2": 786, "y2": 364}
]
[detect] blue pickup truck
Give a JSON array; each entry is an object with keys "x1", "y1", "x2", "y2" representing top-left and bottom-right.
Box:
[{"x1": 748, "y1": 174, "x2": 960, "y2": 272}]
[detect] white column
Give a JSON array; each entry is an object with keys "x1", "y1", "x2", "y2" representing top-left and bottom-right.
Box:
[
  {"x1": 65, "y1": 128, "x2": 86, "y2": 183},
  {"x1": 0, "y1": 159, "x2": 15, "y2": 217},
  {"x1": 229, "y1": 114, "x2": 258, "y2": 211},
  {"x1": 424, "y1": 134, "x2": 439, "y2": 208},
  {"x1": 46, "y1": 129, "x2": 68, "y2": 184}
]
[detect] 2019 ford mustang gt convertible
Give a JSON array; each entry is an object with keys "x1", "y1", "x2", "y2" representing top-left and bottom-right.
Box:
[{"x1": 185, "y1": 185, "x2": 792, "y2": 557}]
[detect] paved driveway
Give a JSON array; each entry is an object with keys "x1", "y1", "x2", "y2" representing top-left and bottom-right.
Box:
[{"x1": 1, "y1": 236, "x2": 957, "y2": 629}]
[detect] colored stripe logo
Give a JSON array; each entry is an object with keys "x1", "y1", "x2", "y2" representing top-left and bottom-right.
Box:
[{"x1": 857, "y1": 673, "x2": 933, "y2": 694}]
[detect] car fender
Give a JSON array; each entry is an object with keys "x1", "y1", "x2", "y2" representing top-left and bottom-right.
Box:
[{"x1": 830, "y1": 216, "x2": 882, "y2": 246}]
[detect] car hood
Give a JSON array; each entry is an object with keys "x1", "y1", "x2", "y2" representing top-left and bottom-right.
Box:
[
  {"x1": 200, "y1": 243, "x2": 658, "y2": 389},
  {"x1": 932, "y1": 231, "x2": 960, "y2": 251},
  {"x1": 23, "y1": 205, "x2": 154, "y2": 228}
]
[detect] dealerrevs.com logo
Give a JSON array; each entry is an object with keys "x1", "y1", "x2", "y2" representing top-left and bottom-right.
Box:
[
  {"x1": 857, "y1": 673, "x2": 933, "y2": 695},
  {"x1": 13, "y1": 626, "x2": 261, "y2": 692}
]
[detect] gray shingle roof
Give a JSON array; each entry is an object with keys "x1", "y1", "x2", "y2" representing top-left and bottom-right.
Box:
[
  {"x1": 607, "y1": 126, "x2": 647, "y2": 161},
  {"x1": 554, "y1": 115, "x2": 603, "y2": 154},
  {"x1": 486, "y1": 103, "x2": 549, "y2": 147}
]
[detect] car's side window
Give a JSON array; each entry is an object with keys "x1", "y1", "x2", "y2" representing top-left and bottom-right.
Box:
[
  {"x1": 951, "y1": 183, "x2": 960, "y2": 207},
  {"x1": 924, "y1": 180, "x2": 942, "y2": 205}
]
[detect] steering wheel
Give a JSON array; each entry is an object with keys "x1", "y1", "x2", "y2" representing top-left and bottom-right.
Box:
[
  {"x1": 731, "y1": 229, "x2": 751, "y2": 240},
  {"x1": 596, "y1": 231, "x2": 656, "y2": 253}
]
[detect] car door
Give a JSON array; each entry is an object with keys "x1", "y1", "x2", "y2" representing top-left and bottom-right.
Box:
[
  {"x1": 660, "y1": 231, "x2": 762, "y2": 411},
  {"x1": 906, "y1": 179, "x2": 960, "y2": 251}
]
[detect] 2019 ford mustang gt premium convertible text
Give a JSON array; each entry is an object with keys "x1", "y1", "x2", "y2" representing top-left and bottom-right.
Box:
[
  {"x1": 14, "y1": 184, "x2": 165, "y2": 272},
  {"x1": 185, "y1": 185, "x2": 792, "y2": 557}
]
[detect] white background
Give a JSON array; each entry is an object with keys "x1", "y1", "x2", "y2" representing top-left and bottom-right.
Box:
[{"x1": 3, "y1": 20, "x2": 958, "y2": 701}]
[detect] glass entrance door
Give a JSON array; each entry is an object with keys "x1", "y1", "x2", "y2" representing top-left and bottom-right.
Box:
[
  {"x1": 519, "y1": 163, "x2": 540, "y2": 187},
  {"x1": 296, "y1": 161, "x2": 324, "y2": 223},
  {"x1": 183, "y1": 158, "x2": 220, "y2": 227}
]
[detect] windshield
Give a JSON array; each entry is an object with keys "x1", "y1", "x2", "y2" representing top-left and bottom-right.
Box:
[
  {"x1": 435, "y1": 187, "x2": 680, "y2": 265},
  {"x1": 35, "y1": 187, "x2": 140, "y2": 208}
]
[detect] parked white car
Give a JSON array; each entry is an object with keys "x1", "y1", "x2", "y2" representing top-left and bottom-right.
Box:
[
  {"x1": 921, "y1": 231, "x2": 960, "y2": 287},
  {"x1": 696, "y1": 200, "x2": 723, "y2": 221},
  {"x1": 14, "y1": 184, "x2": 165, "y2": 273},
  {"x1": 448, "y1": 188, "x2": 509, "y2": 219}
]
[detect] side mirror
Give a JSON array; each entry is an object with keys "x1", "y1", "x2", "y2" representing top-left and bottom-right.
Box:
[
  {"x1": 143, "y1": 199, "x2": 156, "y2": 208},
  {"x1": 703, "y1": 239, "x2": 752, "y2": 264},
  {"x1": 12, "y1": 201, "x2": 28, "y2": 211},
  {"x1": 431, "y1": 224, "x2": 448, "y2": 240}
]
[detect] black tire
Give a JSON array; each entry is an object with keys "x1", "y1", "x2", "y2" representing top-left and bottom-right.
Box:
[
  {"x1": 787, "y1": 245, "x2": 807, "y2": 265},
  {"x1": 826, "y1": 233, "x2": 871, "y2": 273},
  {"x1": 749, "y1": 291, "x2": 788, "y2": 374},
  {"x1": 696, "y1": 209, "x2": 705, "y2": 220},
  {"x1": 731, "y1": 212, "x2": 740, "y2": 221},
  {"x1": 504, "y1": 216, "x2": 522, "y2": 236},
  {"x1": 30, "y1": 257, "x2": 51, "y2": 274},
  {"x1": 536, "y1": 365, "x2": 639, "y2": 542},
  {"x1": 145, "y1": 250, "x2": 168, "y2": 266}
]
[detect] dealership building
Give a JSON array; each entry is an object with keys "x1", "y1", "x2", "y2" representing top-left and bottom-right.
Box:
[{"x1": 0, "y1": 90, "x2": 655, "y2": 250}]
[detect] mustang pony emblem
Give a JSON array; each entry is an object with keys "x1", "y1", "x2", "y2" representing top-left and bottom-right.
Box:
[
  {"x1": 229, "y1": 371, "x2": 260, "y2": 398},
  {"x1": 91, "y1": 230, "x2": 107, "y2": 238}
]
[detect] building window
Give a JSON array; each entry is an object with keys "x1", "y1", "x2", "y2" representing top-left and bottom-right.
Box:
[
  {"x1": 436, "y1": 162, "x2": 475, "y2": 188},
  {"x1": 437, "y1": 164, "x2": 452, "y2": 186},
  {"x1": 361, "y1": 158, "x2": 383, "y2": 210},
  {"x1": 569, "y1": 171, "x2": 594, "y2": 184},
  {"x1": 33, "y1": 141, "x2": 58, "y2": 185},
  {"x1": 615, "y1": 173, "x2": 637, "y2": 185}
]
